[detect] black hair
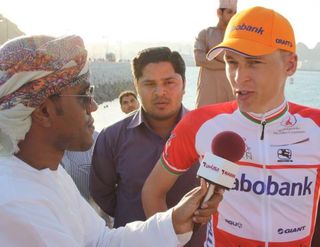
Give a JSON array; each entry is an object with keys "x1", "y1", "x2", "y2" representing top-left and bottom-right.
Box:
[{"x1": 131, "y1": 47, "x2": 186, "y2": 82}]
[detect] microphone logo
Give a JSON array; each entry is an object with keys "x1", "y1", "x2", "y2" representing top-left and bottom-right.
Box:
[
  {"x1": 222, "y1": 169, "x2": 236, "y2": 179},
  {"x1": 198, "y1": 153, "x2": 240, "y2": 189},
  {"x1": 202, "y1": 161, "x2": 220, "y2": 172}
]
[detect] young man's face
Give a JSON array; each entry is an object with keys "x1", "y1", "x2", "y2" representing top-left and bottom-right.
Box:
[
  {"x1": 49, "y1": 81, "x2": 98, "y2": 152},
  {"x1": 224, "y1": 49, "x2": 297, "y2": 113},
  {"x1": 219, "y1": 8, "x2": 236, "y2": 27},
  {"x1": 135, "y1": 61, "x2": 185, "y2": 121},
  {"x1": 120, "y1": 95, "x2": 139, "y2": 114}
]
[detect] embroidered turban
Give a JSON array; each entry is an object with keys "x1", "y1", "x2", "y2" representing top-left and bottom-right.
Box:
[{"x1": 0, "y1": 35, "x2": 89, "y2": 155}]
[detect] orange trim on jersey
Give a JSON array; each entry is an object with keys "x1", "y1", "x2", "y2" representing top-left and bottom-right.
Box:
[
  {"x1": 212, "y1": 214, "x2": 313, "y2": 247},
  {"x1": 161, "y1": 101, "x2": 239, "y2": 172},
  {"x1": 212, "y1": 213, "x2": 264, "y2": 247},
  {"x1": 289, "y1": 102, "x2": 320, "y2": 127},
  {"x1": 237, "y1": 161, "x2": 264, "y2": 168},
  {"x1": 264, "y1": 164, "x2": 320, "y2": 169},
  {"x1": 238, "y1": 161, "x2": 320, "y2": 169},
  {"x1": 310, "y1": 168, "x2": 320, "y2": 238}
]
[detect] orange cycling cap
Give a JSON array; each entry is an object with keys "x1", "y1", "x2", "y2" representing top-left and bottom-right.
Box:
[{"x1": 207, "y1": 6, "x2": 296, "y2": 60}]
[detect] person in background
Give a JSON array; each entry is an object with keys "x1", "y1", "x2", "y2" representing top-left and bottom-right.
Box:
[
  {"x1": 61, "y1": 130, "x2": 114, "y2": 228},
  {"x1": 90, "y1": 47, "x2": 206, "y2": 246},
  {"x1": 142, "y1": 6, "x2": 320, "y2": 246},
  {"x1": 0, "y1": 35, "x2": 222, "y2": 246},
  {"x1": 194, "y1": 0, "x2": 237, "y2": 108},
  {"x1": 61, "y1": 131, "x2": 99, "y2": 201},
  {"x1": 119, "y1": 90, "x2": 140, "y2": 114}
]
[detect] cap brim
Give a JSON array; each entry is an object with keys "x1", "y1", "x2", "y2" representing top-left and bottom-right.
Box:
[{"x1": 207, "y1": 38, "x2": 277, "y2": 60}]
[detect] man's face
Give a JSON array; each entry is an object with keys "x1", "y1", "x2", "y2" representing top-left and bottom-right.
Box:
[
  {"x1": 224, "y1": 50, "x2": 297, "y2": 113},
  {"x1": 121, "y1": 95, "x2": 139, "y2": 114},
  {"x1": 49, "y1": 82, "x2": 98, "y2": 151},
  {"x1": 220, "y1": 8, "x2": 237, "y2": 27},
  {"x1": 135, "y1": 61, "x2": 185, "y2": 121}
]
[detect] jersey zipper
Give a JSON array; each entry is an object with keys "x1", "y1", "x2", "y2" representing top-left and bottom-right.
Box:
[
  {"x1": 259, "y1": 116, "x2": 269, "y2": 247},
  {"x1": 260, "y1": 119, "x2": 267, "y2": 140}
]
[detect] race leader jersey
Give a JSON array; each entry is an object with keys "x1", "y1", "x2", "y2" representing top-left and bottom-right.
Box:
[{"x1": 161, "y1": 101, "x2": 320, "y2": 247}]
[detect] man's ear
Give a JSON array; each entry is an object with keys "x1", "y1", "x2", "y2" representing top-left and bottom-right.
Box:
[
  {"x1": 31, "y1": 100, "x2": 54, "y2": 128},
  {"x1": 286, "y1": 53, "x2": 298, "y2": 76}
]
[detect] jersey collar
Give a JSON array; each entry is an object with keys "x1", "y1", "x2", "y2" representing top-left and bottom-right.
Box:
[{"x1": 240, "y1": 100, "x2": 288, "y2": 124}]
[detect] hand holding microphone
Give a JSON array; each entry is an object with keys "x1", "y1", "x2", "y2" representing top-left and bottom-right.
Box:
[
  {"x1": 192, "y1": 131, "x2": 245, "y2": 231},
  {"x1": 197, "y1": 131, "x2": 246, "y2": 207}
]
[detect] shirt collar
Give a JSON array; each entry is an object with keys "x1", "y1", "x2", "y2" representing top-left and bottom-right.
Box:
[
  {"x1": 241, "y1": 100, "x2": 288, "y2": 124},
  {"x1": 127, "y1": 105, "x2": 188, "y2": 129}
]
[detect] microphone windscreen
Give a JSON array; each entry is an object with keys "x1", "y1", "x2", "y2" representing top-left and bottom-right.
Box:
[{"x1": 211, "y1": 131, "x2": 245, "y2": 162}]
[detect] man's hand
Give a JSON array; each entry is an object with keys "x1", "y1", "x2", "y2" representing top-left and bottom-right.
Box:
[{"x1": 171, "y1": 179, "x2": 223, "y2": 234}]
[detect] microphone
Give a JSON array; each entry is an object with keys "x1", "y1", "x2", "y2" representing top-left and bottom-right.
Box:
[{"x1": 197, "y1": 131, "x2": 246, "y2": 205}]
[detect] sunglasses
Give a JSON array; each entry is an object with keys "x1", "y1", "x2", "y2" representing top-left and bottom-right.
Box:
[{"x1": 58, "y1": 85, "x2": 95, "y2": 107}]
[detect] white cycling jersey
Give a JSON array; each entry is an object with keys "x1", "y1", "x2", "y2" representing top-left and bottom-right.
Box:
[{"x1": 161, "y1": 100, "x2": 320, "y2": 247}]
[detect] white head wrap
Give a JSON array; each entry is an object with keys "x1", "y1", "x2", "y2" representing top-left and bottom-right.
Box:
[{"x1": 219, "y1": 0, "x2": 237, "y2": 11}]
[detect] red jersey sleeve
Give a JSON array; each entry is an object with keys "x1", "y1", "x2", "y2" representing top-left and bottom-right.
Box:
[
  {"x1": 161, "y1": 102, "x2": 238, "y2": 175},
  {"x1": 161, "y1": 111, "x2": 200, "y2": 175}
]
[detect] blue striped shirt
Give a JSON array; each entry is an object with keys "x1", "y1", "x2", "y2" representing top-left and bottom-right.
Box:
[{"x1": 60, "y1": 131, "x2": 99, "y2": 201}]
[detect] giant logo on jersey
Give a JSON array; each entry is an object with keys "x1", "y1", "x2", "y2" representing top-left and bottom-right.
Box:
[
  {"x1": 232, "y1": 174, "x2": 313, "y2": 196},
  {"x1": 277, "y1": 225, "x2": 306, "y2": 235}
]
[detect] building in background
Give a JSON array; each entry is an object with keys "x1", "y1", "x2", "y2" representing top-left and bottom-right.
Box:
[{"x1": 0, "y1": 14, "x2": 24, "y2": 45}]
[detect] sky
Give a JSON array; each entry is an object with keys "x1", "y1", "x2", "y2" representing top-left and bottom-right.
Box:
[{"x1": 1, "y1": 0, "x2": 320, "y2": 49}]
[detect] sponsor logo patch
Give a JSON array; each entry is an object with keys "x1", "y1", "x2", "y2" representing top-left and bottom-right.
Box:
[
  {"x1": 231, "y1": 23, "x2": 264, "y2": 35},
  {"x1": 278, "y1": 225, "x2": 306, "y2": 235},
  {"x1": 277, "y1": 149, "x2": 293, "y2": 162},
  {"x1": 275, "y1": 38, "x2": 293, "y2": 48},
  {"x1": 280, "y1": 115, "x2": 297, "y2": 127},
  {"x1": 243, "y1": 137, "x2": 253, "y2": 160},
  {"x1": 225, "y1": 218, "x2": 243, "y2": 229},
  {"x1": 233, "y1": 174, "x2": 313, "y2": 196}
]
